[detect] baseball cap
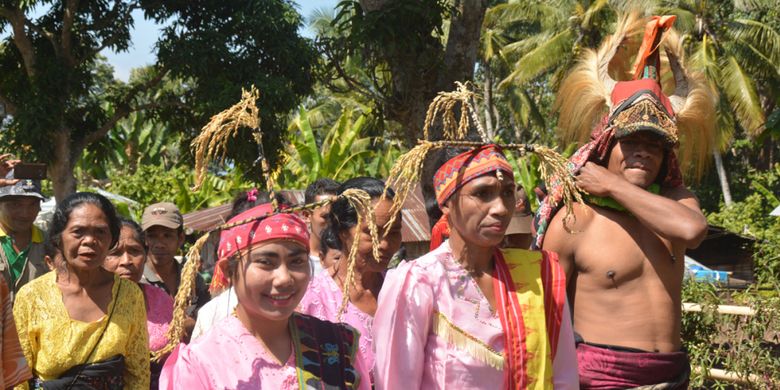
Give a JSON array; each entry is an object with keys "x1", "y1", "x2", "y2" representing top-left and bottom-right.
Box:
[
  {"x1": 142, "y1": 202, "x2": 183, "y2": 231},
  {"x1": 0, "y1": 170, "x2": 45, "y2": 200}
]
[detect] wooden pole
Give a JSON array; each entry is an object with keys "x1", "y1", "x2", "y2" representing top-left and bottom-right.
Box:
[{"x1": 682, "y1": 303, "x2": 756, "y2": 316}]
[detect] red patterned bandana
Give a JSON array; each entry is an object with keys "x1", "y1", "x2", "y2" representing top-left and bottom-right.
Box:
[
  {"x1": 209, "y1": 203, "x2": 310, "y2": 293},
  {"x1": 433, "y1": 144, "x2": 513, "y2": 207}
]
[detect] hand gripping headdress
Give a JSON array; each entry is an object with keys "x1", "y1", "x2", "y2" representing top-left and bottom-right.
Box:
[
  {"x1": 382, "y1": 81, "x2": 582, "y2": 248},
  {"x1": 153, "y1": 87, "x2": 381, "y2": 360},
  {"x1": 532, "y1": 14, "x2": 717, "y2": 249}
]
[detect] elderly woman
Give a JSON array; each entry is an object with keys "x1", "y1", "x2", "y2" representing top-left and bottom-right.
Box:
[
  {"x1": 161, "y1": 203, "x2": 370, "y2": 389},
  {"x1": 13, "y1": 192, "x2": 150, "y2": 389},
  {"x1": 298, "y1": 177, "x2": 403, "y2": 385},
  {"x1": 103, "y1": 218, "x2": 173, "y2": 388}
]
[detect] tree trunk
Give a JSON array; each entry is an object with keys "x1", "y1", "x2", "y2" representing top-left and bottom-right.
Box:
[
  {"x1": 51, "y1": 129, "x2": 77, "y2": 202},
  {"x1": 423, "y1": 0, "x2": 489, "y2": 227},
  {"x1": 712, "y1": 145, "x2": 733, "y2": 206},
  {"x1": 357, "y1": 0, "x2": 489, "y2": 227},
  {"x1": 483, "y1": 63, "x2": 495, "y2": 139}
]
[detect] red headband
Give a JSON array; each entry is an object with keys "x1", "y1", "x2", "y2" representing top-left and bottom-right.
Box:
[
  {"x1": 433, "y1": 144, "x2": 513, "y2": 207},
  {"x1": 209, "y1": 203, "x2": 310, "y2": 292}
]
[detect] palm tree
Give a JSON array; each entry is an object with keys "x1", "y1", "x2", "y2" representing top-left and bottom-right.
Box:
[
  {"x1": 496, "y1": 0, "x2": 646, "y2": 90},
  {"x1": 661, "y1": 0, "x2": 780, "y2": 204}
]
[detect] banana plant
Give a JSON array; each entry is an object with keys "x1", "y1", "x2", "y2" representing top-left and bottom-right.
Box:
[{"x1": 280, "y1": 106, "x2": 390, "y2": 188}]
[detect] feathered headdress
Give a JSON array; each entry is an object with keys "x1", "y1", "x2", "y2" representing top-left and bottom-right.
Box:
[
  {"x1": 154, "y1": 87, "x2": 380, "y2": 360},
  {"x1": 533, "y1": 13, "x2": 718, "y2": 249},
  {"x1": 555, "y1": 13, "x2": 717, "y2": 178}
]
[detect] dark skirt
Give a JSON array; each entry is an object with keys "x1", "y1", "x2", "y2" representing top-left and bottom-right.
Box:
[{"x1": 32, "y1": 354, "x2": 125, "y2": 390}]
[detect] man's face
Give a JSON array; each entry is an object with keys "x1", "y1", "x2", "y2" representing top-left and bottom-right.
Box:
[
  {"x1": 444, "y1": 174, "x2": 516, "y2": 248},
  {"x1": 0, "y1": 196, "x2": 41, "y2": 234},
  {"x1": 145, "y1": 225, "x2": 184, "y2": 265},
  {"x1": 309, "y1": 195, "x2": 334, "y2": 240},
  {"x1": 607, "y1": 132, "x2": 665, "y2": 188}
]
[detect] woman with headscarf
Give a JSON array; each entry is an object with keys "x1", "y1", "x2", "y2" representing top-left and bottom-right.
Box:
[{"x1": 160, "y1": 203, "x2": 370, "y2": 389}]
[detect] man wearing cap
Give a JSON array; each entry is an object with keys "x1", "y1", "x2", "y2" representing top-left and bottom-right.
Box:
[
  {"x1": 0, "y1": 168, "x2": 47, "y2": 300},
  {"x1": 141, "y1": 202, "x2": 209, "y2": 318},
  {"x1": 534, "y1": 16, "x2": 712, "y2": 388}
]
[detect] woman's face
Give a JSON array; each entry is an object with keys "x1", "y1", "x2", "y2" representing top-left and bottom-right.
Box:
[
  {"x1": 445, "y1": 174, "x2": 516, "y2": 248},
  {"x1": 340, "y1": 198, "x2": 403, "y2": 273},
  {"x1": 60, "y1": 203, "x2": 114, "y2": 270},
  {"x1": 104, "y1": 225, "x2": 146, "y2": 282},
  {"x1": 233, "y1": 240, "x2": 311, "y2": 322}
]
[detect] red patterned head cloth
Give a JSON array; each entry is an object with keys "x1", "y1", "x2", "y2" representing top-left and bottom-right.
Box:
[
  {"x1": 430, "y1": 144, "x2": 513, "y2": 250},
  {"x1": 433, "y1": 144, "x2": 513, "y2": 207},
  {"x1": 209, "y1": 202, "x2": 310, "y2": 293}
]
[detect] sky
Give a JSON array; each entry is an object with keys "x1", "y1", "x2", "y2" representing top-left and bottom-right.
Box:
[{"x1": 103, "y1": 0, "x2": 338, "y2": 81}]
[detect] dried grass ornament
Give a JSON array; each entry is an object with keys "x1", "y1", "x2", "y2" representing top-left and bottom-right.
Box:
[
  {"x1": 155, "y1": 87, "x2": 382, "y2": 360},
  {"x1": 382, "y1": 83, "x2": 582, "y2": 234},
  {"x1": 152, "y1": 190, "x2": 379, "y2": 361}
]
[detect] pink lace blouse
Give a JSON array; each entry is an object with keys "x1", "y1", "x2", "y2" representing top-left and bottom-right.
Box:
[{"x1": 142, "y1": 284, "x2": 174, "y2": 353}]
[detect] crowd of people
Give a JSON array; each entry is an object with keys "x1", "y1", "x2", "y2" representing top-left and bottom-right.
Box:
[{"x1": 0, "y1": 13, "x2": 715, "y2": 390}]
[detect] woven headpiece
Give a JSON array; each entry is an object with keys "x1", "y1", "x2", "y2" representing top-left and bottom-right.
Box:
[
  {"x1": 382, "y1": 82, "x2": 581, "y2": 237},
  {"x1": 433, "y1": 145, "x2": 513, "y2": 207}
]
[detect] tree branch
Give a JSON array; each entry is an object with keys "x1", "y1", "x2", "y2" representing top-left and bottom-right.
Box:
[
  {"x1": 86, "y1": 1, "x2": 142, "y2": 59},
  {"x1": 61, "y1": 0, "x2": 79, "y2": 67},
  {"x1": 436, "y1": 0, "x2": 488, "y2": 90},
  {"x1": 77, "y1": 69, "x2": 169, "y2": 149},
  {"x1": 24, "y1": 20, "x2": 62, "y2": 59},
  {"x1": 0, "y1": 7, "x2": 37, "y2": 77}
]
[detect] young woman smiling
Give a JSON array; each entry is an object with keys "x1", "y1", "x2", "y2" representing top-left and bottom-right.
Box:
[{"x1": 160, "y1": 203, "x2": 369, "y2": 389}]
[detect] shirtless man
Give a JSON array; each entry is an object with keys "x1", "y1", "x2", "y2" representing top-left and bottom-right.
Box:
[
  {"x1": 541, "y1": 128, "x2": 707, "y2": 387},
  {"x1": 534, "y1": 15, "x2": 714, "y2": 388}
]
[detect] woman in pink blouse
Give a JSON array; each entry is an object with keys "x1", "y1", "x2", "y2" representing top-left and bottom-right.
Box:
[
  {"x1": 374, "y1": 146, "x2": 579, "y2": 389},
  {"x1": 160, "y1": 203, "x2": 369, "y2": 389},
  {"x1": 103, "y1": 218, "x2": 174, "y2": 388},
  {"x1": 298, "y1": 177, "x2": 403, "y2": 384}
]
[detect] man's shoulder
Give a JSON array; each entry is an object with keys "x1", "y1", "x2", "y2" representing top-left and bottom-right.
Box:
[{"x1": 547, "y1": 202, "x2": 596, "y2": 236}]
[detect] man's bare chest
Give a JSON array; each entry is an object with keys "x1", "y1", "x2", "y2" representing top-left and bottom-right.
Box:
[{"x1": 573, "y1": 210, "x2": 681, "y2": 288}]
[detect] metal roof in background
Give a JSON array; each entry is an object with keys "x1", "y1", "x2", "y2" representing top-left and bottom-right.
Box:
[
  {"x1": 182, "y1": 190, "x2": 306, "y2": 233},
  {"x1": 181, "y1": 185, "x2": 532, "y2": 241},
  {"x1": 181, "y1": 187, "x2": 434, "y2": 242}
]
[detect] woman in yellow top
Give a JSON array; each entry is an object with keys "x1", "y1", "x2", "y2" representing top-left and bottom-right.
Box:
[{"x1": 13, "y1": 192, "x2": 149, "y2": 389}]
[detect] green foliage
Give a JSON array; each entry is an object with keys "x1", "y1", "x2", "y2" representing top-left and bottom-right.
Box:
[
  {"x1": 0, "y1": 0, "x2": 316, "y2": 198},
  {"x1": 682, "y1": 281, "x2": 780, "y2": 388},
  {"x1": 682, "y1": 164, "x2": 780, "y2": 387},
  {"x1": 708, "y1": 164, "x2": 780, "y2": 285},
  {"x1": 146, "y1": 0, "x2": 318, "y2": 174},
  {"x1": 102, "y1": 164, "x2": 250, "y2": 220},
  {"x1": 278, "y1": 106, "x2": 402, "y2": 189}
]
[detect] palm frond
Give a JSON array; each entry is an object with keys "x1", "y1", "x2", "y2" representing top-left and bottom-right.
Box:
[
  {"x1": 483, "y1": 2, "x2": 562, "y2": 29},
  {"x1": 720, "y1": 55, "x2": 766, "y2": 136},
  {"x1": 728, "y1": 18, "x2": 780, "y2": 69},
  {"x1": 688, "y1": 35, "x2": 720, "y2": 86},
  {"x1": 499, "y1": 29, "x2": 574, "y2": 89}
]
